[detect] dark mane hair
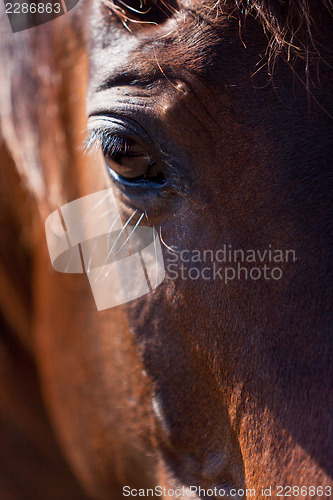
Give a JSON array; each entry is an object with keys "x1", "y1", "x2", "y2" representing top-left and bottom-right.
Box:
[
  {"x1": 105, "y1": 0, "x2": 333, "y2": 78},
  {"x1": 238, "y1": 0, "x2": 333, "y2": 75}
]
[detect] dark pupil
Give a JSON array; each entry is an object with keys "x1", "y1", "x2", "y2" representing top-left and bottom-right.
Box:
[{"x1": 106, "y1": 139, "x2": 165, "y2": 184}]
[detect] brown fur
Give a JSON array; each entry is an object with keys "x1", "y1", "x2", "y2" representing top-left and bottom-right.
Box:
[{"x1": 0, "y1": 1, "x2": 332, "y2": 499}]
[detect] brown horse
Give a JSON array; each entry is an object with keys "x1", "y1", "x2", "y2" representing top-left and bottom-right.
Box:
[{"x1": 0, "y1": 1, "x2": 332, "y2": 499}]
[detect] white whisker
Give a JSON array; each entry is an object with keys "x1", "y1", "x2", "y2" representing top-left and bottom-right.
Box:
[
  {"x1": 113, "y1": 211, "x2": 145, "y2": 258},
  {"x1": 73, "y1": 191, "x2": 110, "y2": 234},
  {"x1": 153, "y1": 210, "x2": 158, "y2": 289},
  {"x1": 94, "y1": 209, "x2": 139, "y2": 283},
  {"x1": 86, "y1": 239, "x2": 100, "y2": 272},
  {"x1": 107, "y1": 213, "x2": 121, "y2": 253},
  {"x1": 159, "y1": 209, "x2": 180, "y2": 254}
]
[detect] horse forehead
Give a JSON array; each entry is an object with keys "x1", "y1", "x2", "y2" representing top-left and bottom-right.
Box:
[{"x1": 90, "y1": 4, "x2": 230, "y2": 76}]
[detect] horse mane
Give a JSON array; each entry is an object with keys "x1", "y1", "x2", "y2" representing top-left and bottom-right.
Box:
[
  {"x1": 236, "y1": 0, "x2": 333, "y2": 76},
  {"x1": 105, "y1": 0, "x2": 333, "y2": 75}
]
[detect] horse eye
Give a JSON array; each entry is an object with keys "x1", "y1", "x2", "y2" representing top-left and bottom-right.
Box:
[{"x1": 104, "y1": 138, "x2": 166, "y2": 184}]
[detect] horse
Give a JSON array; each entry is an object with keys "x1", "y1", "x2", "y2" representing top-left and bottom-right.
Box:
[{"x1": 0, "y1": 1, "x2": 332, "y2": 498}]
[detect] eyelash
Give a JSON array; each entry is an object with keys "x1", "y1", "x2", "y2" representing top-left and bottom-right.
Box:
[{"x1": 85, "y1": 127, "x2": 130, "y2": 158}]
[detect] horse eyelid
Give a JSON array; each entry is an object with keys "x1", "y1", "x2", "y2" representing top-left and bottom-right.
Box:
[{"x1": 85, "y1": 129, "x2": 129, "y2": 157}]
